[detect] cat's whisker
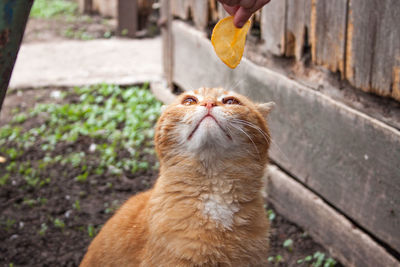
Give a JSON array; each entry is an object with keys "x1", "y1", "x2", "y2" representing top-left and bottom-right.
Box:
[
  {"x1": 231, "y1": 61, "x2": 249, "y2": 92},
  {"x1": 230, "y1": 79, "x2": 244, "y2": 92},
  {"x1": 231, "y1": 119, "x2": 270, "y2": 144},
  {"x1": 231, "y1": 119, "x2": 290, "y2": 164},
  {"x1": 268, "y1": 138, "x2": 291, "y2": 165},
  {"x1": 228, "y1": 123, "x2": 261, "y2": 160},
  {"x1": 225, "y1": 124, "x2": 235, "y2": 139},
  {"x1": 236, "y1": 120, "x2": 271, "y2": 142}
]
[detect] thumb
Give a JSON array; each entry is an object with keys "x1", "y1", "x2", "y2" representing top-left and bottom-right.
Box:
[{"x1": 233, "y1": 7, "x2": 252, "y2": 28}]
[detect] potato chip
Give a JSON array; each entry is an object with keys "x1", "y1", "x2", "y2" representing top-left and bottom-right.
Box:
[{"x1": 211, "y1": 16, "x2": 251, "y2": 69}]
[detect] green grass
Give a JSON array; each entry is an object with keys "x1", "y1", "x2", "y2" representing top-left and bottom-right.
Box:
[
  {"x1": 297, "y1": 252, "x2": 336, "y2": 267},
  {"x1": 63, "y1": 26, "x2": 94, "y2": 40},
  {"x1": 30, "y1": 0, "x2": 78, "y2": 19},
  {"x1": 0, "y1": 84, "x2": 162, "y2": 188}
]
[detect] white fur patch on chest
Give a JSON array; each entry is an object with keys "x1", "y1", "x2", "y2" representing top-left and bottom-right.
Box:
[{"x1": 202, "y1": 193, "x2": 239, "y2": 230}]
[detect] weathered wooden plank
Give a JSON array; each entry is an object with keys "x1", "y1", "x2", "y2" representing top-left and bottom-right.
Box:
[
  {"x1": 266, "y1": 165, "x2": 399, "y2": 267},
  {"x1": 260, "y1": 0, "x2": 286, "y2": 56},
  {"x1": 170, "y1": 20, "x2": 400, "y2": 253},
  {"x1": 285, "y1": 0, "x2": 310, "y2": 59},
  {"x1": 217, "y1": 2, "x2": 229, "y2": 19},
  {"x1": 137, "y1": 0, "x2": 155, "y2": 31},
  {"x1": 189, "y1": 0, "x2": 209, "y2": 31},
  {"x1": 118, "y1": 0, "x2": 137, "y2": 37},
  {"x1": 253, "y1": 9, "x2": 261, "y2": 25},
  {"x1": 346, "y1": 0, "x2": 400, "y2": 100},
  {"x1": 93, "y1": 0, "x2": 117, "y2": 18},
  {"x1": 393, "y1": 67, "x2": 400, "y2": 101},
  {"x1": 208, "y1": 0, "x2": 219, "y2": 23},
  {"x1": 170, "y1": 0, "x2": 190, "y2": 20},
  {"x1": 78, "y1": 0, "x2": 92, "y2": 14},
  {"x1": 370, "y1": 1, "x2": 400, "y2": 101},
  {"x1": 310, "y1": 0, "x2": 347, "y2": 75},
  {"x1": 150, "y1": 81, "x2": 176, "y2": 105}
]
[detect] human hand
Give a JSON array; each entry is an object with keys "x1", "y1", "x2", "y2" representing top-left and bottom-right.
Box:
[{"x1": 217, "y1": 0, "x2": 271, "y2": 28}]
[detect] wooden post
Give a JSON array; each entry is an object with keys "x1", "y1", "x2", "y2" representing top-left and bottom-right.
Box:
[
  {"x1": 118, "y1": 0, "x2": 137, "y2": 38},
  {"x1": 260, "y1": 0, "x2": 286, "y2": 56},
  {"x1": 0, "y1": 0, "x2": 33, "y2": 112},
  {"x1": 160, "y1": 0, "x2": 173, "y2": 89}
]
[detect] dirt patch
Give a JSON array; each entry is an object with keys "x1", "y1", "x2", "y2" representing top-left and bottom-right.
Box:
[
  {"x1": 23, "y1": 15, "x2": 117, "y2": 44},
  {"x1": 24, "y1": 5, "x2": 159, "y2": 44},
  {"x1": 0, "y1": 87, "x2": 341, "y2": 266}
]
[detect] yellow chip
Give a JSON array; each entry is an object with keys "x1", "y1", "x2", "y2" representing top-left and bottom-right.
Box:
[{"x1": 211, "y1": 16, "x2": 251, "y2": 69}]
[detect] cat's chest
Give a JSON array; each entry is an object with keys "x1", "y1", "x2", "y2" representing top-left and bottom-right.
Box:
[{"x1": 200, "y1": 181, "x2": 239, "y2": 230}]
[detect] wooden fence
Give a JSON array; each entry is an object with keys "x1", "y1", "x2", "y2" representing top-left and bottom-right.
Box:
[
  {"x1": 167, "y1": 0, "x2": 400, "y2": 102},
  {"x1": 160, "y1": 1, "x2": 400, "y2": 266}
]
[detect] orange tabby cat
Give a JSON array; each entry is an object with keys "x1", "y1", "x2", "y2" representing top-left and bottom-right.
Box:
[{"x1": 80, "y1": 87, "x2": 274, "y2": 267}]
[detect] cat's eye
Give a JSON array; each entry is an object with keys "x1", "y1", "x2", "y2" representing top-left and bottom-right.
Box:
[
  {"x1": 182, "y1": 96, "x2": 198, "y2": 106},
  {"x1": 222, "y1": 97, "x2": 240, "y2": 105}
]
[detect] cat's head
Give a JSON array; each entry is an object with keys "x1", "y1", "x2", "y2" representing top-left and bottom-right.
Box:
[{"x1": 155, "y1": 87, "x2": 274, "y2": 165}]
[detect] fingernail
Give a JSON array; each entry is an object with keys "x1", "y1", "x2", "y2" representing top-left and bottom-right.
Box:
[{"x1": 236, "y1": 21, "x2": 244, "y2": 28}]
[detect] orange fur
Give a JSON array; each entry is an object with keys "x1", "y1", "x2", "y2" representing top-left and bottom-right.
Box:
[{"x1": 80, "y1": 88, "x2": 274, "y2": 267}]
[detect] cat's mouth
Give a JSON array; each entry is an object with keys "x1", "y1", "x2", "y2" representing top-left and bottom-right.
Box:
[{"x1": 188, "y1": 114, "x2": 231, "y2": 140}]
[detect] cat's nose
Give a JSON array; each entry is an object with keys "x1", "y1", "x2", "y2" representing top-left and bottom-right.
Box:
[{"x1": 202, "y1": 100, "x2": 216, "y2": 110}]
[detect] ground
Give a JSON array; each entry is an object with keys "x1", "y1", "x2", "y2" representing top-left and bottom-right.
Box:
[
  {"x1": 24, "y1": 15, "x2": 116, "y2": 43},
  {"x1": 0, "y1": 1, "x2": 341, "y2": 266}
]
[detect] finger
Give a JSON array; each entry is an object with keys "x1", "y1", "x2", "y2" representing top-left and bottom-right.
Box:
[
  {"x1": 233, "y1": 8, "x2": 253, "y2": 28},
  {"x1": 234, "y1": 0, "x2": 270, "y2": 27},
  {"x1": 219, "y1": 0, "x2": 241, "y2": 6},
  {"x1": 238, "y1": 0, "x2": 256, "y2": 9},
  {"x1": 222, "y1": 4, "x2": 239, "y2": 16}
]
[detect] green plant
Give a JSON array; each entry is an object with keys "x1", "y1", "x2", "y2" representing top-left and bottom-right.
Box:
[
  {"x1": 312, "y1": 252, "x2": 326, "y2": 267},
  {"x1": 0, "y1": 84, "x2": 162, "y2": 194},
  {"x1": 267, "y1": 209, "x2": 276, "y2": 221},
  {"x1": 31, "y1": 0, "x2": 78, "y2": 19},
  {"x1": 0, "y1": 174, "x2": 10, "y2": 186},
  {"x1": 63, "y1": 28, "x2": 94, "y2": 40},
  {"x1": 121, "y1": 29, "x2": 129, "y2": 36},
  {"x1": 297, "y1": 255, "x2": 313, "y2": 264},
  {"x1": 268, "y1": 255, "x2": 283, "y2": 264},
  {"x1": 76, "y1": 171, "x2": 89, "y2": 183},
  {"x1": 73, "y1": 199, "x2": 81, "y2": 211},
  {"x1": 23, "y1": 198, "x2": 37, "y2": 207},
  {"x1": 54, "y1": 218, "x2": 65, "y2": 229},
  {"x1": 2, "y1": 218, "x2": 16, "y2": 232},
  {"x1": 323, "y1": 257, "x2": 337, "y2": 267},
  {"x1": 104, "y1": 200, "x2": 120, "y2": 214},
  {"x1": 103, "y1": 31, "x2": 112, "y2": 38},
  {"x1": 39, "y1": 223, "x2": 48, "y2": 235},
  {"x1": 87, "y1": 224, "x2": 95, "y2": 238},
  {"x1": 283, "y1": 238, "x2": 293, "y2": 252},
  {"x1": 12, "y1": 113, "x2": 27, "y2": 124},
  {"x1": 6, "y1": 148, "x2": 21, "y2": 160},
  {"x1": 297, "y1": 252, "x2": 336, "y2": 267}
]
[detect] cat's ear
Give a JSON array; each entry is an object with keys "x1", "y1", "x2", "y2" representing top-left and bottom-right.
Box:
[{"x1": 256, "y1": 102, "x2": 275, "y2": 118}]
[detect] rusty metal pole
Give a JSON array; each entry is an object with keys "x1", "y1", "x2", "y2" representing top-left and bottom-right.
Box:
[{"x1": 0, "y1": 0, "x2": 33, "y2": 112}]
